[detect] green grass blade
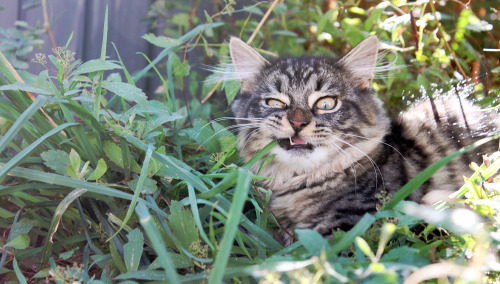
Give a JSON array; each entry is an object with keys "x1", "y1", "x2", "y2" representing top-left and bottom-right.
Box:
[
  {"x1": 13, "y1": 257, "x2": 27, "y2": 284},
  {"x1": 243, "y1": 140, "x2": 278, "y2": 169},
  {"x1": 209, "y1": 168, "x2": 252, "y2": 284},
  {"x1": 187, "y1": 184, "x2": 214, "y2": 250},
  {"x1": 93, "y1": 5, "x2": 109, "y2": 119},
  {"x1": 195, "y1": 169, "x2": 238, "y2": 199},
  {"x1": 135, "y1": 202, "x2": 181, "y2": 284},
  {"x1": 0, "y1": 96, "x2": 47, "y2": 154},
  {"x1": 2, "y1": 165, "x2": 134, "y2": 200},
  {"x1": 111, "y1": 42, "x2": 135, "y2": 85},
  {"x1": 39, "y1": 188, "x2": 88, "y2": 270},
  {"x1": 0, "y1": 122, "x2": 78, "y2": 183},
  {"x1": 110, "y1": 144, "x2": 153, "y2": 240},
  {"x1": 327, "y1": 213, "x2": 376, "y2": 257}
]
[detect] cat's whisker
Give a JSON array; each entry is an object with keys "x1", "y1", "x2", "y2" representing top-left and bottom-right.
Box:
[
  {"x1": 338, "y1": 132, "x2": 414, "y2": 169},
  {"x1": 197, "y1": 123, "x2": 266, "y2": 147},
  {"x1": 327, "y1": 134, "x2": 385, "y2": 191},
  {"x1": 239, "y1": 128, "x2": 266, "y2": 151},
  {"x1": 323, "y1": 140, "x2": 360, "y2": 188},
  {"x1": 192, "y1": 117, "x2": 265, "y2": 140}
]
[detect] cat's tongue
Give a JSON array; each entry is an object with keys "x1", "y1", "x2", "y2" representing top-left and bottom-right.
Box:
[{"x1": 290, "y1": 136, "x2": 306, "y2": 145}]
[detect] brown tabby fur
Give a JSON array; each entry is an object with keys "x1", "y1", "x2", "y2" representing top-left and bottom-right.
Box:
[{"x1": 228, "y1": 36, "x2": 500, "y2": 245}]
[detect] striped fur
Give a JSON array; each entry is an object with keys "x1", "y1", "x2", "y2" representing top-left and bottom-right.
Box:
[{"x1": 229, "y1": 36, "x2": 500, "y2": 245}]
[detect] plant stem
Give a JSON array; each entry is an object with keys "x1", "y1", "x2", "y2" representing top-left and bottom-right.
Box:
[{"x1": 41, "y1": 0, "x2": 57, "y2": 49}]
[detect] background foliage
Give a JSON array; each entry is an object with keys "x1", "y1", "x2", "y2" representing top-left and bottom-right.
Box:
[{"x1": 1, "y1": 0, "x2": 500, "y2": 283}]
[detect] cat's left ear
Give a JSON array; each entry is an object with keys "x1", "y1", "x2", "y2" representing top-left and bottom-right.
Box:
[
  {"x1": 339, "y1": 36, "x2": 379, "y2": 89},
  {"x1": 229, "y1": 37, "x2": 269, "y2": 92}
]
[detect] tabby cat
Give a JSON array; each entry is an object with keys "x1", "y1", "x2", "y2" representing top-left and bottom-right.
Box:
[{"x1": 227, "y1": 36, "x2": 500, "y2": 245}]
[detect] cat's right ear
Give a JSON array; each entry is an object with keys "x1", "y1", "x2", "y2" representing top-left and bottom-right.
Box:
[{"x1": 229, "y1": 37, "x2": 268, "y2": 92}]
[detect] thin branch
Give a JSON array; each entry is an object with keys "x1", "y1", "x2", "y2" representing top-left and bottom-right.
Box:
[{"x1": 41, "y1": 0, "x2": 57, "y2": 49}]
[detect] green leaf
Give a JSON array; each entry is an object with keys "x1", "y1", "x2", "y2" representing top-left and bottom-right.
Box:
[
  {"x1": 0, "y1": 122, "x2": 78, "y2": 184},
  {"x1": 39, "y1": 188, "x2": 88, "y2": 270},
  {"x1": 87, "y1": 158, "x2": 107, "y2": 180},
  {"x1": 128, "y1": 178, "x2": 158, "y2": 195},
  {"x1": 124, "y1": 228, "x2": 144, "y2": 272},
  {"x1": 41, "y1": 150, "x2": 70, "y2": 175},
  {"x1": 209, "y1": 168, "x2": 252, "y2": 284},
  {"x1": 6, "y1": 234, "x2": 30, "y2": 249},
  {"x1": 111, "y1": 145, "x2": 154, "y2": 239},
  {"x1": 72, "y1": 59, "x2": 121, "y2": 75},
  {"x1": 103, "y1": 140, "x2": 141, "y2": 173},
  {"x1": 143, "y1": 33, "x2": 183, "y2": 48},
  {"x1": 102, "y1": 82, "x2": 148, "y2": 107},
  {"x1": 0, "y1": 96, "x2": 47, "y2": 154},
  {"x1": 135, "y1": 203, "x2": 181, "y2": 284},
  {"x1": 13, "y1": 257, "x2": 27, "y2": 284},
  {"x1": 224, "y1": 80, "x2": 240, "y2": 105},
  {"x1": 143, "y1": 113, "x2": 184, "y2": 135},
  {"x1": 168, "y1": 201, "x2": 199, "y2": 254},
  {"x1": 0, "y1": 82, "x2": 52, "y2": 94},
  {"x1": 67, "y1": 148, "x2": 82, "y2": 179},
  {"x1": 296, "y1": 229, "x2": 328, "y2": 256},
  {"x1": 59, "y1": 247, "x2": 78, "y2": 260}
]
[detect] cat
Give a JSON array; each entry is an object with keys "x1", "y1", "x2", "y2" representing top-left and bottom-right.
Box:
[{"x1": 227, "y1": 36, "x2": 500, "y2": 245}]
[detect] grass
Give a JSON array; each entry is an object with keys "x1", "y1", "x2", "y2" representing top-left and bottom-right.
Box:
[{"x1": 1, "y1": 3, "x2": 500, "y2": 284}]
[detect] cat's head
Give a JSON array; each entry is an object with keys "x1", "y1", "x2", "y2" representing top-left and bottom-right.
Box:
[{"x1": 229, "y1": 36, "x2": 390, "y2": 174}]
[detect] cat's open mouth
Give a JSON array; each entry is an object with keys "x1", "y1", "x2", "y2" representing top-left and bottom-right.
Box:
[{"x1": 278, "y1": 136, "x2": 314, "y2": 151}]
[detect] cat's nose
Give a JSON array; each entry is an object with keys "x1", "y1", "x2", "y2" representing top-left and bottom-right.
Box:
[
  {"x1": 288, "y1": 108, "x2": 311, "y2": 131},
  {"x1": 289, "y1": 119, "x2": 309, "y2": 131}
]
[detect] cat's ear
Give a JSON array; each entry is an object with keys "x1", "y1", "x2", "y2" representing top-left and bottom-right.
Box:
[
  {"x1": 229, "y1": 37, "x2": 268, "y2": 91},
  {"x1": 339, "y1": 35, "x2": 379, "y2": 89}
]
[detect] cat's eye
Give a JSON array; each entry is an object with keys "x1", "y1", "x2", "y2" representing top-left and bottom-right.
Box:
[
  {"x1": 315, "y1": 97, "x2": 337, "y2": 111},
  {"x1": 265, "y1": 98, "x2": 286, "y2": 109}
]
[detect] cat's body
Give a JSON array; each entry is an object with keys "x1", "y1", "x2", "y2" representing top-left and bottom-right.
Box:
[{"x1": 228, "y1": 36, "x2": 500, "y2": 245}]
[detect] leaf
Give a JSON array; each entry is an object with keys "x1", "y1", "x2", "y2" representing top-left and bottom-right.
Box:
[
  {"x1": 0, "y1": 96, "x2": 47, "y2": 154},
  {"x1": 296, "y1": 229, "x2": 328, "y2": 256},
  {"x1": 184, "y1": 120, "x2": 219, "y2": 153},
  {"x1": 41, "y1": 150, "x2": 70, "y2": 175},
  {"x1": 124, "y1": 228, "x2": 144, "y2": 272},
  {"x1": 128, "y1": 178, "x2": 158, "y2": 195},
  {"x1": 6, "y1": 234, "x2": 30, "y2": 249},
  {"x1": 72, "y1": 59, "x2": 122, "y2": 75},
  {"x1": 224, "y1": 80, "x2": 240, "y2": 105},
  {"x1": 168, "y1": 201, "x2": 199, "y2": 253},
  {"x1": 87, "y1": 158, "x2": 107, "y2": 180},
  {"x1": 39, "y1": 188, "x2": 88, "y2": 270},
  {"x1": 103, "y1": 140, "x2": 141, "y2": 173},
  {"x1": 8, "y1": 222, "x2": 34, "y2": 241},
  {"x1": 102, "y1": 81, "x2": 148, "y2": 107},
  {"x1": 135, "y1": 203, "x2": 181, "y2": 284},
  {"x1": 13, "y1": 257, "x2": 27, "y2": 284},
  {"x1": 142, "y1": 33, "x2": 183, "y2": 48},
  {"x1": 59, "y1": 247, "x2": 78, "y2": 260},
  {"x1": 148, "y1": 253, "x2": 192, "y2": 270},
  {"x1": 67, "y1": 148, "x2": 81, "y2": 179},
  {"x1": 209, "y1": 169, "x2": 252, "y2": 284},
  {"x1": 143, "y1": 113, "x2": 184, "y2": 135},
  {"x1": 0, "y1": 82, "x2": 52, "y2": 94},
  {"x1": 173, "y1": 60, "x2": 190, "y2": 82}
]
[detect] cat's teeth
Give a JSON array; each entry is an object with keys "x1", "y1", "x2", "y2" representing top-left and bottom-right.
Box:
[{"x1": 289, "y1": 137, "x2": 296, "y2": 146}]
